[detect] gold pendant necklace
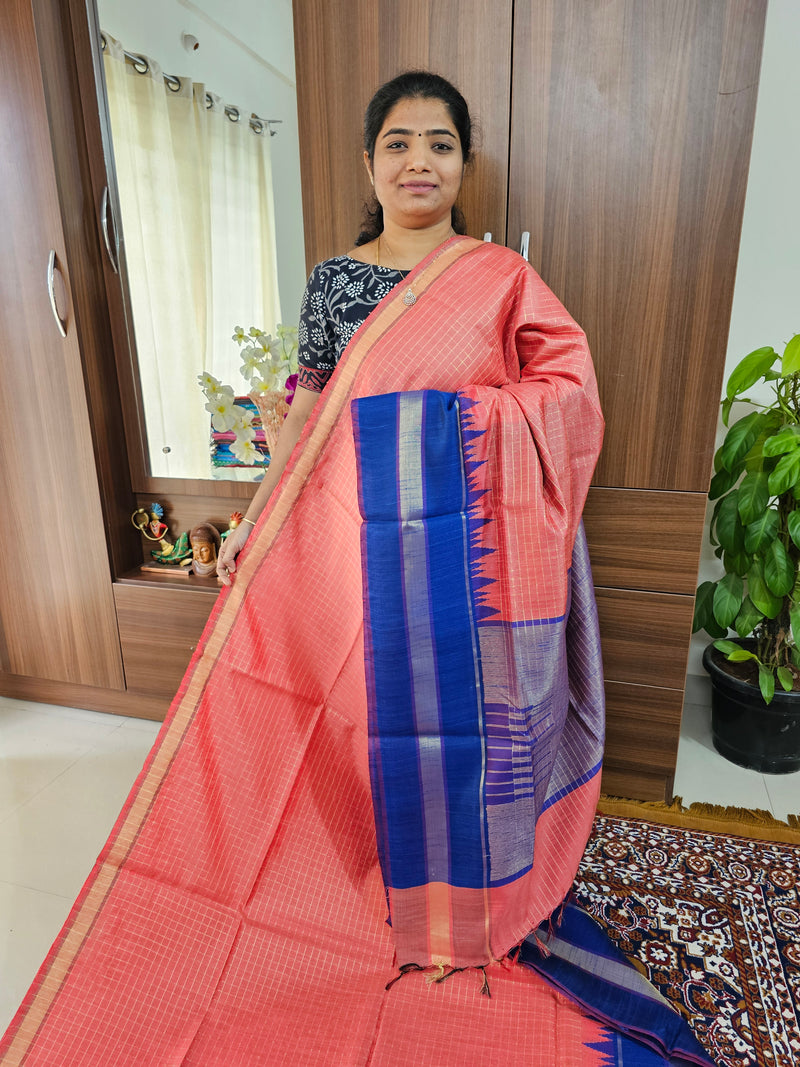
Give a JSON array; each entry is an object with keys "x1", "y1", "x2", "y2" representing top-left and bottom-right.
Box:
[{"x1": 376, "y1": 229, "x2": 456, "y2": 306}]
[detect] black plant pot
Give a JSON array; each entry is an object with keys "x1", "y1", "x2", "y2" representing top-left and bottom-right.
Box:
[{"x1": 702, "y1": 643, "x2": 800, "y2": 774}]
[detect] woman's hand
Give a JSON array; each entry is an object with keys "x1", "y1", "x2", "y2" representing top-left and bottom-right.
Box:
[{"x1": 217, "y1": 521, "x2": 253, "y2": 586}]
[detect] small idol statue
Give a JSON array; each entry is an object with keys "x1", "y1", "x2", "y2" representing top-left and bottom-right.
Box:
[
  {"x1": 220, "y1": 512, "x2": 243, "y2": 543},
  {"x1": 188, "y1": 522, "x2": 222, "y2": 577},
  {"x1": 131, "y1": 502, "x2": 192, "y2": 565},
  {"x1": 131, "y1": 502, "x2": 174, "y2": 553}
]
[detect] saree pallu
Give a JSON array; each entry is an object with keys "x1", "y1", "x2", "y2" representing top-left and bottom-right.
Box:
[
  {"x1": 353, "y1": 388, "x2": 604, "y2": 969},
  {"x1": 1, "y1": 237, "x2": 709, "y2": 1066}
]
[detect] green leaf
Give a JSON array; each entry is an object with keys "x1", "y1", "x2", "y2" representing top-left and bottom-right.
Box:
[
  {"x1": 693, "y1": 581, "x2": 725, "y2": 636},
  {"x1": 791, "y1": 646, "x2": 800, "y2": 670},
  {"x1": 743, "y1": 507, "x2": 778, "y2": 554},
  {"x1": 748, "y1": 559, "x2": 782, "y2": 618},
  {"x1": 722, "y1": 548, "x2": 751, "y2": 576},
  {"x1": 712, "y1": 573, "x2": 743, "y2": 629},
  {"x1": 734, "y1": 594, "x2": 763, "y2": 638},
  {"x1": 721, "y1": 397, "x2": 734, "y2": 427},
  {"x1": 726, "y1": 347, "x2": 777, "y2": 399},
  {"x1": 716, "y1": 492, "x2": 745, "y2": 554},
  {"x1": 727, "y1": 648, "x2": 759, "y2": 662},
  {"x1": 781, "y1": 334, "x2": 800, "y2": 376},
  {"x1": 758, "y1": 663, "x2": 775, "y2": 704},
  {"x1": 790, "y1": 602, "x2": 800, "y2": 645},
  {"x1": 737, "y1": 470, "x2": 770, "y2": 524},
  {"x1": 719, "y1": 412, "x2": 764, "y2": 472},
  {"x1": 709, "y1": 467, "x2": 741, "y2": 500},
  {"x1": 762, "y1": 427, "x2": 800, "y2": 457},
  {"x1": 777, "y1": 666, "x2": 794, "y2": 692},
  {"x1": 709, "y1": 496, "x2": 726, "y2": 546},
  {"x1": 713, "y1": 638, "x2": 742, "y2": 655},
  {"x1": 764, "y1": 539, "x2": 795, "y2": 596},
  {"x1": 787, "y1": 512, "x2": 800, "y2": 550},
  {"x1": 768, "y1": 450, "x2": 800, "y2": 496}
]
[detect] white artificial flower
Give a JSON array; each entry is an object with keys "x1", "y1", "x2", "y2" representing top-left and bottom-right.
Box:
[
  {"x1": 230, "y1": 407, "x2": 256, "y2": 439},
  {"x1": 232, "y1": 326, "x2": 247, "y2": 344},
  {"x1": 252, "y1": 368, "x2": 281, "y2": 392},
  {"x1": 231, "y1": 437, "x2": 261, "y2": 465},
  {"x1": 199, "y1": 371, "x2": 234, "y2": 401},
  {"x1": 239, "y1": 345, "x2": 268, "y2": 382},
  {"x1": 205, "y1": 393, "x2": 238, "y2": 431}
]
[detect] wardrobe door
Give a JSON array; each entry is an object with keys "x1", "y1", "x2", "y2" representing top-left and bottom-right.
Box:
[
  {"x1": 509, "y1": 0, "x2": 765, "y2": 492},
  {"x1": 0, "y1": 0, "x2": 124, "y2": 689},
  {"x1": 508, "y1": 0, "x2": 766, "y2": 799},
  {"x1": 293, "y1": 0, "x2": 513, "y2": 267}
]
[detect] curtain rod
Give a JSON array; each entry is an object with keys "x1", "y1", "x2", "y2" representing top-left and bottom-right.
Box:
[{"x1": 100, "y1": 33, "x2": 282, "y2": 136}]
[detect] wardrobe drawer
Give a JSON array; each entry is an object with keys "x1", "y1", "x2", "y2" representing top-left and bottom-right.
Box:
[
  {"x1": 114, "y1": 583, "x2": 217, "y2": 699},
  {"x1": 603, "y1": 680, "x2": 683, "y2": 777},
  {"x1": 583, "y1": 488, "x2": 708, "y2": 594},
  {"x1": 595, "y1": 587, "x2": 695, "y2": 690}
]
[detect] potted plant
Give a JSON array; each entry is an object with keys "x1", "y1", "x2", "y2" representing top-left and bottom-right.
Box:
[{"x1": 693, "y1": 333, "x2": 800, "y2": 773}]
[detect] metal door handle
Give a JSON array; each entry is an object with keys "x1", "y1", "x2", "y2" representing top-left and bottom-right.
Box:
[
  {"x1": 47, "y1": 250, "x2": 67, "y2": 338},
  {"x1": 519, "y1": 231, "x2": 530, "y2": 261},
  {"x1": 101, "y1": 186, "x2": 119, "y2": 273}
]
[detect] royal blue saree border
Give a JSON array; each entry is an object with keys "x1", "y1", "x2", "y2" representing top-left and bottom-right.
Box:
[
  {"x1": 353, "y1": 391, "x2": 488, "y2": 890},
  {"x1": 520, "y1": 904, "x2": 715, "y2": 1067}
]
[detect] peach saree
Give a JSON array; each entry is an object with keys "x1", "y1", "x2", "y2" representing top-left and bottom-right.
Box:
[{"x1": 1, "y1": 237, "x2": 710, "y2": 1066}]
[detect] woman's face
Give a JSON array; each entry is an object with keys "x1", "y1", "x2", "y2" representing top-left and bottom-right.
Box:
[{"x1": 366, "y1": 97, "x2": 464, "y2": 231}]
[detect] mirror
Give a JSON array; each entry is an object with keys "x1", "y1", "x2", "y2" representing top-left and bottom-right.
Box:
[{"x1": 95, "y1": 0, "x2": 306, "y2": 482}]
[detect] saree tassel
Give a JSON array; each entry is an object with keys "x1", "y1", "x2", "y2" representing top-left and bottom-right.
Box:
[
  {"x1": 424, "y1": 963, "x2": 447, "y2": 985},
  {"x1": 479, "y1": 967, "x2": 491, "y2": 998},
  {"x1": 501, "y1": 944, "x2": 522, "y2": 970},
  {"x1": 530, "y1": 930, "x2": 552, "y2": 959},
  {"x1": 384, "y1": 962, "x2": 424, "y2": 991}
]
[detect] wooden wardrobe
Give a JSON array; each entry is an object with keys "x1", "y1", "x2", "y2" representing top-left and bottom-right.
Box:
[
  {"x1": 0, "y1": 0, "x2": 766, "y2": 802},
  {"x1": 292, "y1": 0, "x2": 766, "y2": 800}
]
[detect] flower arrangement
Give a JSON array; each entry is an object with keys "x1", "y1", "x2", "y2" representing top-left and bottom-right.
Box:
[{"x1": 198, "y1": 325, "x2": 298, "y2": 464}]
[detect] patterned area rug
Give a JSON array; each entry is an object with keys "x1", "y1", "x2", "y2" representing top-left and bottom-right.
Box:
[{"x1": 576, "y1": 814, "x2": 800, "y2": 1067}]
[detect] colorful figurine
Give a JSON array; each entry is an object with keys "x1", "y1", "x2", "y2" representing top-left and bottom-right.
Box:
[
  {"x1": 131, "y1": 503, "x2": 191, "y2": 565},
  {"x1": 221, "y1": 512, "x2": 243, "y2": 542}
]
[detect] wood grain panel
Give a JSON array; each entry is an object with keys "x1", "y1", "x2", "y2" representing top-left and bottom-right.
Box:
[
  {"x1": 604, "y1": 680, "x2": 684, "y2": 775},
  {"x1": 114, "y1": 584, "x2": 217, "y2": 699},
  {"x1": 34, "y1": 0, "x2": 139, "y2": 578},
  {"x1": 583, "y1": 487, "x2": 708, "y2": 594},
  {"x1": 509, "y1": 0, "x2": 766, "y2": 491},
  {"x1": 293, "y1": 0, "x2": 513, "y2": 269},
  {"x1": 596, "y1": 588, "x2": 695, "y2": 690},
  {"x1": 0, "y1": 0, "x2": 123, "y2": 688},
  {"x1": 0, "y1": 672, "x2": 170, "y2": 722},
  {"x1": 600, "y1": 766, "x2": 673, "y2": 804}
]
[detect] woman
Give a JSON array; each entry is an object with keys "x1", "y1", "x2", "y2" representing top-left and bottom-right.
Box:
[
  {"x1": 2, "y1": 73, "x2": 711, "y2": 1067},
  {"x1": 216, "y1": 72, "x2": 477, "y2": 583}
]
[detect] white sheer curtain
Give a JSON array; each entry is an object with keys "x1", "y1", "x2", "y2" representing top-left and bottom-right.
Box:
[{"x1": 103, "y1": 37, "x2": 281, "y2": 479}]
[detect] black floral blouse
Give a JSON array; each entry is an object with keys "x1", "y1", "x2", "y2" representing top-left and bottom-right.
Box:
[{"x1": 297, "y1": 256, "x2": 408, "y2": 392}]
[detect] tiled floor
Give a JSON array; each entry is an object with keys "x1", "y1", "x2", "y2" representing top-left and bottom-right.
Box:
[
  {"x1": 674, "y1": 677, "x2": 800, "y2": 821},
  {"x1": 1, "y1": 686, "x2": 799, "y2": 1035}
]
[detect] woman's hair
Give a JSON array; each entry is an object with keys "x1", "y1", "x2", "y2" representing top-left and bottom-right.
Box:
[{"x1": 355, "y1": 71, "x2": 473, "y2": 246}]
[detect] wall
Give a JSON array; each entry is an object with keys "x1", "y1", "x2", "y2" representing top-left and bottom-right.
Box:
[
  {"x1": 687, "y1": 0, "x2": 800, "y2": 676},
  {"x1": 97, "y1": 0, "x2": 307, "y2": 324}
]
